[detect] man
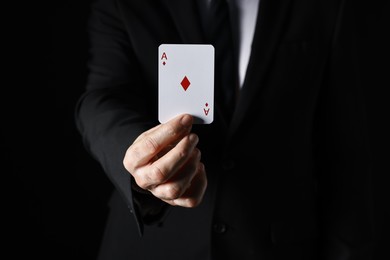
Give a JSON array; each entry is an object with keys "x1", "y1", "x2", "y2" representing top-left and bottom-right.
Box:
[{"x1": 75, "y1": 0, "x2": 374, "y2": 259}]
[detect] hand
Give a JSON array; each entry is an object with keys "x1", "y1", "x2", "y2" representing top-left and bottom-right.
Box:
[{"x1": 123, "y1": 114, "x2": 207, "y2": 208}]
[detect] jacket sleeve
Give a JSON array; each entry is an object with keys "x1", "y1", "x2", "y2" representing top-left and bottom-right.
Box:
[
  {"x1": 316, "y1": 0, "x2": 375, "y2": 259},
  {"x1": 74, "y1": 0, "x2": 166, "y2": 236}
]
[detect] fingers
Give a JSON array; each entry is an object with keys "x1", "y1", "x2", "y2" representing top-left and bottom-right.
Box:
[
  {"x1": 150, "y1": 146, "x2": 201, "y2": 199},
  {"x1": 144, "y1": 133, "x2": 199, "y2": 188},
  {"x1": 123, "y1": 113, "x2": 207, "y2": 208},
  {"x1": 163, "y1": 163, "x2": 208, "y2": 208},
  {"x1": 124, "y1": 114, "x2": 193, "y2": 170}
]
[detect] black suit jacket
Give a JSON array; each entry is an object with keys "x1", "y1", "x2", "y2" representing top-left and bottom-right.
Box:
[{"x1": 75, "y1": 0, "x2": 374, "y2": 259}]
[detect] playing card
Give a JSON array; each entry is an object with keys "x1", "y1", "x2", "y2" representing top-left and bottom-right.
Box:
[{"x1": 158, "y1": 44, "x2": 214, "y2": 124}]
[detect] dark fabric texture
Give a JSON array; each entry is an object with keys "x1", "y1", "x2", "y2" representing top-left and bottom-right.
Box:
[{"x1": 74, "y1": 0, "x2": 375, "y2": 259}]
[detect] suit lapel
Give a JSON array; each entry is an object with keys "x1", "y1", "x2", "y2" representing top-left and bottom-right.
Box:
[
  {"x1": 228, "y1": 0, "x2": 293, "y2": 138},
  {"x1": 163, "y1": 0, "x2": 205, "y2": 43}
]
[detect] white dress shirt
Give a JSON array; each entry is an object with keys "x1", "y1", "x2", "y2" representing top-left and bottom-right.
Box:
[
  {"x1": 203, "y1": 0, "x2": 260, "y2": 88},
  {"x1": 232, "y1": 0, "x2": 260, "y2": 88}
]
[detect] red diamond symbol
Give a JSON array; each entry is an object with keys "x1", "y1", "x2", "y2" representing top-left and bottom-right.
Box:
[{"x1": 180, "y1": 76, "x2": 191, "y2": 91}]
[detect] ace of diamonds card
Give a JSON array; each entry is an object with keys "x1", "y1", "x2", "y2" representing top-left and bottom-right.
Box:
[{"x1": 158, "y1": 44, "x2": 214, "y2": 124}]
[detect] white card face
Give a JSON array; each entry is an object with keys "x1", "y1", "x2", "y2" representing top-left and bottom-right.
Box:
[{"x1": 158, "y1": 44, "x2": 214, "y2": 124}]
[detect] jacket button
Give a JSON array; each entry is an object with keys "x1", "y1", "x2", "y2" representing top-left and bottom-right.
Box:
[{"x1": 213, "y1": 222, "x2": 227, "y2": 234}]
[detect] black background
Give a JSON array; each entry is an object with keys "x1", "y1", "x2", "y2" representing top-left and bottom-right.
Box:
[{"x1": 12, "y1": 1, "x2": 389, "y2": 259}]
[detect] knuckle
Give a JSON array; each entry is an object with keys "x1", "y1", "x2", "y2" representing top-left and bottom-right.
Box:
[
  {"x1": 123, "y1": 157, "x2": 132, "y2": 172},
  {"x1": 164, "y1": 185, "x2": 182, "y2": 200},
  {"x1": 177, "y1": 140, "x2": 196, "y2": 160},
  {"x1": 149, "y1": 165, "x2": 166, "y2": 184},
  {"x1": 135, "y1": 176, "x2": 149, "y2": 189},
  {"x1": 123, "y1": 145, "x2": 144, "y2": 170},
  {"x1": 123, "y1": 149, "x2": 135, "y2": 171},
  {"x1": 177, "y1": 148, "x2": 190, "y2": 161},
  {"x1": 184, "y1": 198, "x2": 200, "y2": 208},
  {"x1": 143, "y1": 135, "x2": 159, "y2": 155}
]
